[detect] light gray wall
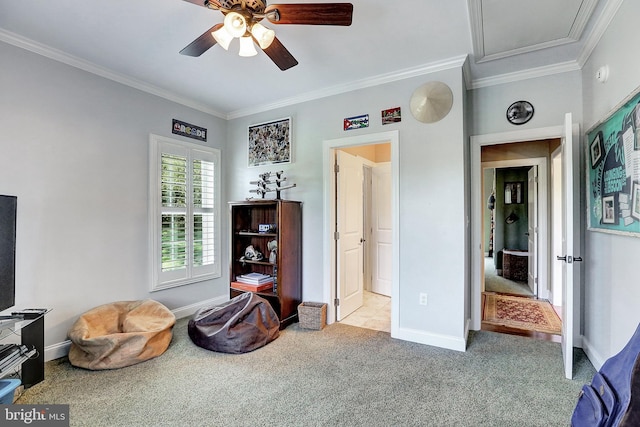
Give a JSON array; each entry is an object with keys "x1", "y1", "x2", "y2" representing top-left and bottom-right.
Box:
[
  {"x1": 226, "y1": 68, "x2": 470, "y2": 345},
  {"x1": 470, "y1": 70, "x2": 583, "y2": 134},
  {"x1": 0, "y1": 42, "x2": 229, "y2": 347},
  {"x1": 581, "y1": 0, "x2": 640, "y2": 366}
]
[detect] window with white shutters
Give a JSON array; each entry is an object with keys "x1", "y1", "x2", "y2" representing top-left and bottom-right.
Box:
[{"x1": 149, "y1": 135, "x2": 221, "y2": 290}]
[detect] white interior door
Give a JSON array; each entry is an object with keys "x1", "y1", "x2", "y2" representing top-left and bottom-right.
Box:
[
  {"x1": 371, "y1": 163, "x2": 392, "y2": 296},
  {"x1": 527, "y1": 166, "x2": 538, "y2": 295},
  {"x1": 336, "y1": 150, "x2": 364, "y2": 320},
  {"x1": 560, "y1": 112, "x2": 579, "y2": 380}
]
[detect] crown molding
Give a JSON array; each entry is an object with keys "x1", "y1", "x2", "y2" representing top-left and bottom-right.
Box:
[
  {"x1": 470, "y1": 0, "x2": 599, "y2": 63},
  {"x1": 470, "y1": 60, "x2": 581, "y2": 90},
  {"x1": 576, "y1": 0, "x2": 625, "y2": 68},
  {"x1": 0, "y1": 29, "x2": 227, "y2": 119},
  {"x1": 462, "y1": 55, "x2": 473, "y2": 90},
  {"x1": 569, "y1": 0, "x2": 600, "y2": 40},
  {"x1": 467, "y1": 0, "x2": 484, "y2": 61},
  {"x1": 227, "y1": 55, "x2": 469, "y2": 119},
  {"x1": 475, "y1": 38, "x2": 576, "y2": 64}
]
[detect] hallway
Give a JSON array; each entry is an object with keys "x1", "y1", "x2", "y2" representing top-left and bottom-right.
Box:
[{"x1": 341, "y1": 291, "x2": 391, "y2": 333}]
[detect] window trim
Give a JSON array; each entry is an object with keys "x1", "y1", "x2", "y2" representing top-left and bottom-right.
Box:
[{"x1": 149, "y1": 134, "x2": 221, "y2": 291}]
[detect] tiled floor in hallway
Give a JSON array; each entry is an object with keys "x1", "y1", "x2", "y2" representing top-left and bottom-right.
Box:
[{"x1": 340, "y1": 290, "x2": 391, "y2": 333}]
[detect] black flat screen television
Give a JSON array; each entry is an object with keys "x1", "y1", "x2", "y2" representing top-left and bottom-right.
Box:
[{"x1": 0, "y1": 195, "x2": 16, "y2": 312}]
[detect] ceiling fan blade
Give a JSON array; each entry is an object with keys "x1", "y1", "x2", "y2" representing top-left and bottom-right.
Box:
[
  {"x1": 260, "y1": 37, "x2": 298, "y2": 71},
  {"x1": 179, "y1": 24, "x2": 223, "y2": 57},
  {"x1": 265, "y1": 3, "x2": 353, "y2": 26}
]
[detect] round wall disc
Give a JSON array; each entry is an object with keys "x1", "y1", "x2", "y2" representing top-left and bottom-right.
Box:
[{"x1": 409, "y1": 81, "x2": 454, "y2": 123}]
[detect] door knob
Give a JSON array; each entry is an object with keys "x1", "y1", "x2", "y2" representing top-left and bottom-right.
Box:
[{"x1": 557, "y1": 255, "x2": 567, "y2": 261}]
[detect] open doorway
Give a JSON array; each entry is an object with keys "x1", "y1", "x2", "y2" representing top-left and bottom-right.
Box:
[
  {"x1": 322, "y1": 130, "x2": 399, "y2": 337},
  {"x1": 335, "y1": 145, "x2": 392, "y2": 332},
  {"x1": 478, "y1": 139, "x2": 562, "y2": 341},
  {"x1": 471, "y1": 116, "x2": 580, "y2": 379}
]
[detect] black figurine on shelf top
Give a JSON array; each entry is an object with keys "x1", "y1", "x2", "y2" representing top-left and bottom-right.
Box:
[{"x1": 248, "y1": 171, "x2": 296, "y2": 200}]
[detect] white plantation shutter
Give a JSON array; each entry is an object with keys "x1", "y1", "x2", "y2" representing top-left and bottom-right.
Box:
[
  {"x1": 150, "y1": 135, "x2": 221, "y2": 290},
  {"x1": 161, "y1": 153, "x2": 187, "y2": 272},
  {"x1": 192, "y1": 155, "x2": 215, "y2": 268}
]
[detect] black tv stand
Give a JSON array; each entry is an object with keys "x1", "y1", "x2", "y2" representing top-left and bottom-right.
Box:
[{"x1": 0, "y1": 309, "x2": 49, "y2": 388}]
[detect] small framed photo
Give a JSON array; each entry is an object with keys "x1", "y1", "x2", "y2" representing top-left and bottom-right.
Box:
[
  {"x1": 344, "y1": 114, "x2": 369, "y2": 131},
  {"x1": 382, "y1": 107, "x2": 401, "y2": 125},
  {"x1": 248, "y1": 117, "x2": 291, "y2": 167},
  {"x1": 590, "y1": 131, "x2": 604, "y2": 168},
  {"x1": 632, "y1": 182, "x2": 640, "y2": 221},
  {"x1": 602, "y1": 195, "x2": 616, "y2": 224},
  {"x1": 504, "y1": 182, "x2": 523, "y2": 205}
]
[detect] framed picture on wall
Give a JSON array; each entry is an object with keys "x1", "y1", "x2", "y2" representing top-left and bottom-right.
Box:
[
  {"x1": 602, "y1": 195, "x2": 616, "y2": 224},
  {"x1": 504, "y1": 182, "x2": 523, "y2": 204},
  {"x1": 248, "y1": 117, "x2": 292, "y2": 167},
  {"x1": 632, "y1": 182, "x2": 640, "y2": 221},
  {"x1": 590, "y1": 131, "x2": 604, "y2": 168}
]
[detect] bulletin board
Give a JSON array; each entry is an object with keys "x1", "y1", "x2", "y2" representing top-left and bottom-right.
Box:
[{"x1": 587, "y1": 86, "x2": 640, "y2": 236}]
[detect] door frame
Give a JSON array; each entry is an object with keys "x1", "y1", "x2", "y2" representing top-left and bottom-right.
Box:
[
  {"x1": 323, "y1": 130, "x2": 399, "y2": 336},
  {"x1": 482, "y1": 158, "x2": 548, "y2": 300},
  {"x1": 470, "y1": 124, "x2": 580, "y2": 338}
]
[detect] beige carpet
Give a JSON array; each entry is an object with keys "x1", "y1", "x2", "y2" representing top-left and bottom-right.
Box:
[{"x1": 483, "y1": 293, "x2": 562, "y2": 335}]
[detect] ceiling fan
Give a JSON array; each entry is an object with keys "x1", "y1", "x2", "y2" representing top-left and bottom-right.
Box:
[{"x1": 180, "y1": 0, "x2": 353, "y2": 71}]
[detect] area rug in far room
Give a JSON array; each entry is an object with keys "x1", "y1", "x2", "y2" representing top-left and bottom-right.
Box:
[{"x1": 482, "y1": 293, "x2": 562, "y2": 335}]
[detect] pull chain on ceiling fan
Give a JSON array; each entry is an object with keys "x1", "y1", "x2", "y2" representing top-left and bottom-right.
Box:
[{"x1": 180, "y1": 0, "x2": 354, "y2": 70}]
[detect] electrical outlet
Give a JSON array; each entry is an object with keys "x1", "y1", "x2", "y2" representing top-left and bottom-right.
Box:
[{"x1": 419, "y1": 293, "x2": 428, "y2": 306}]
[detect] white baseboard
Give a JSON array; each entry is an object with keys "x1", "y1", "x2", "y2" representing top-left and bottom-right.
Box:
[
  {"x1": 45, "y1": 340, "x2": 72, "y2": 362},
  {"x1": 581, "y1": 334, "x2": 606, "y2": 371},
  {"x1": 170, "y1": 295, "x2": 228, "y2": 320},
  {"x1": 43, "y1": 295, "x2": 228, "y2": 362},
  {"x1": 393, "y1": 326, "x2": 467, "y2": 352}
]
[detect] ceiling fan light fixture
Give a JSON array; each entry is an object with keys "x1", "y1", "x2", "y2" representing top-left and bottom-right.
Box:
[
  {"x1": 212, "y1": 26, "x2": 233, "y2": 50},
  {"x1": 224, "y1": 11, "x2": 247, "y2": 38},
  {"x1": 251, "y1": 23, "x2": 275, "y2": 49},
  {"x1": 238, "y1": 36, "x2": 258, "y2": 57}
]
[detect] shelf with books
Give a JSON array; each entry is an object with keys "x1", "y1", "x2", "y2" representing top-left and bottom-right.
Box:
[{"x1": 229, "y1": 200, "x2": 301, "y2": 329}]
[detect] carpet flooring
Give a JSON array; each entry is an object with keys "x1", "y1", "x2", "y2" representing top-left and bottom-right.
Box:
[
  {"x1": 484, "y1": 256, "x2": 533, "y2": 297},
  {"x1": 483, "y1": 293, "x2": 562, "y2": 335},
  {"x1": 15, "y1": 318, "x2": 594, "y2": 426}
]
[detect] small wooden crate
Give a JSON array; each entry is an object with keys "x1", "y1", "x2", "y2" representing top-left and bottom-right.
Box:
[{"x1": 298, "y1": 302, "x2": 327, "y2": 330}]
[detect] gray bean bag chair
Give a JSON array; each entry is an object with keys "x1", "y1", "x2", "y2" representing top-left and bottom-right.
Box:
[{"x1": 188, "y1": 292, "x2": 279, "y2": 353}]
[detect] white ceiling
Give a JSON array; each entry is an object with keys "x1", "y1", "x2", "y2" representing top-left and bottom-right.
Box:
[{"x1": 0, "y1": 0, "x2": 611, "y2": 119}]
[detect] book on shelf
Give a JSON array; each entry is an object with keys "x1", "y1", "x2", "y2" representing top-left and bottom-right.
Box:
[
  {"x1": 231, "y1": 281, "x2": 274, "y2": 293},
  {"x1": 236, "y1": 272, "x2": 274, "y2": 285}
]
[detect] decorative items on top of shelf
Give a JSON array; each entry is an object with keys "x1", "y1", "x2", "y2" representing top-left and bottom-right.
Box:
[{"x1": 248, "y1": 170, "x2": 296, "y2": 199}]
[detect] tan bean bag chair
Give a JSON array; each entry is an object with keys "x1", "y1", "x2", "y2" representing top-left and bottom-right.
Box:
[{"x1": 68, "y1": 300, "x2": 175, "y2": 370}]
